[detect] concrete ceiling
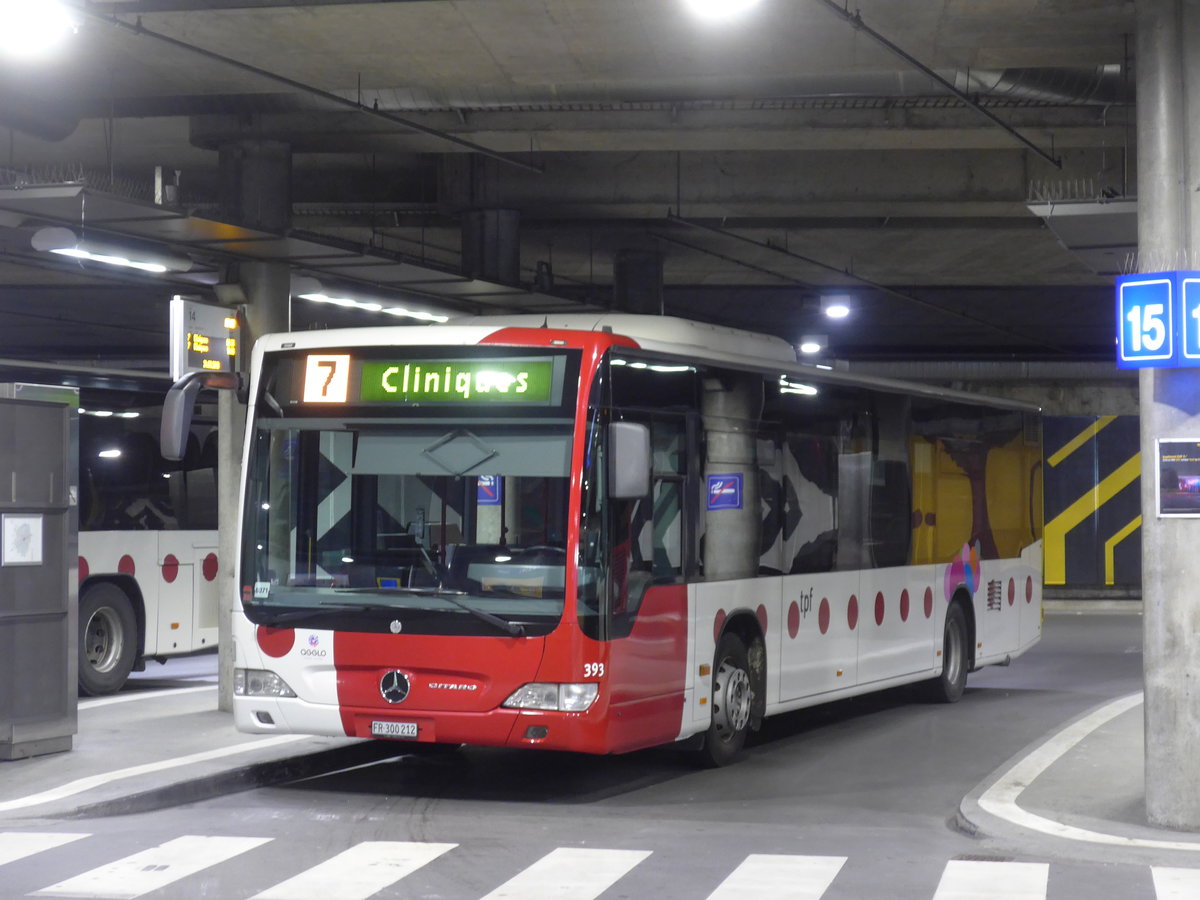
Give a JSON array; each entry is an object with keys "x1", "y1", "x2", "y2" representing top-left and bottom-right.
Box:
[{"x1": 0, "y1": 0, "x2": 1138, "y2": 373}]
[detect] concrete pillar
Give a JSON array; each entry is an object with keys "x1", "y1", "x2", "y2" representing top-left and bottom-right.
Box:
[
  {"x1": 613, "y1": 249, "x2": 664, "y2": 315},
  {"x1": 461, "y1": 209, "x2": 521, "y2": 284},
  {"x1": 701, "y1": 373, "x2": 761, "y2": 580},
  {"x1": 215, "y1": 140, "x2": 292, "y2": 712},
  {"x1": 1138, "y1": 0, "x2": 1200, "y2": 830}
]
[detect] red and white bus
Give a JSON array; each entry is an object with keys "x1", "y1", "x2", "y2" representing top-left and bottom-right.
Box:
[
  {"x1": 78, "y1": 407, "x2": 219, "y2": 694},
  {"x1": 231, "y1": 315, "x2": 1042, "y2": 764}
]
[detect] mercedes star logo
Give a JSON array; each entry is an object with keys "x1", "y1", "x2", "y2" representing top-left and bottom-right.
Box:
[{"x1": 380, "y1": 670, "x2": 410, "y2": 704}]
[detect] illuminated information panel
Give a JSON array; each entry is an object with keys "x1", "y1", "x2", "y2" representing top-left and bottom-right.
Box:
[
  {"x1": 301, "y1": 354, "x2": 560, "y2": 406},
  {"x1": 169, "y1": 296, "x2": 240, "y2": 380}
]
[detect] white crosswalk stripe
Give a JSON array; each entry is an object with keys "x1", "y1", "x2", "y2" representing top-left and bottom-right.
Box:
[
  {"x1": 0, "y1": 832, "x2": 89, "y2": 868},
  {"x1": 31, "y1": 835, "x2": 272, "y2": 899},
  {"x1": 480, "y1": 847, "x2": 652, "y2": 900},
  {"x1": 1, "y1": 831, "x2": 1191, "y2": 900},
  {"x1": 705, "y1": 853, "x2": 847, "y2": 899},
  {"x1": 933, "y1": 860, "x2": 1049, "y2": 900},
  {"x1": 1151, "y1": 866, "x2": 1200, "y2": 900},
  {"x1": 249, "y1": 840, "x2": 457, "y2": 900}
]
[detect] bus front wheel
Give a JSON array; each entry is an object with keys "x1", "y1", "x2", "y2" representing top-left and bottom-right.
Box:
[
  {"x1": 698, "y1": 632, "x2": 754, "y2": 767},
  {"x1": 925, "y1": 602, "x2": 969, "y2": 703},
  {"x1": 78, "y1": 583, "x2": 137, "y2": 696}
]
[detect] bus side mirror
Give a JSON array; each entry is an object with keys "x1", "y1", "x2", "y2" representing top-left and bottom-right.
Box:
[
  {"x1": 160, "y1": 371, "x2": 242, "y2": 462},
  {"x1": 608, "y1": 421, "x2": 651, "y2": 499}
]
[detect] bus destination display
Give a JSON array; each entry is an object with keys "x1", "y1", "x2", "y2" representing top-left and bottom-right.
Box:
[{"x1": 302, "y1": 354, "x2": 558, "y2": 406}]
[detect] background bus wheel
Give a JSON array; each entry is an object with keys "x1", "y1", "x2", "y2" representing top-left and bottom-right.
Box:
[
  {"x1": 698, "y1": 632, "x2": 754, "y2": 767},
  {"x1": 78, "y1": 583, "x2": 137, "y2": 696},
  {"x1": 924, "y1": 602, "x2": 968, "y2": 703}
]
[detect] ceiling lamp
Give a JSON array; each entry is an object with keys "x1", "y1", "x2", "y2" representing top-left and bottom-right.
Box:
[
  {"x1": 0, "y1": 0, "x2": 76, "y2": 60},
  {"x1": 31, "y1": 227, "x2": 192, "y2": 274},
  {"x1": 290, "y1": 275, "x2": 450, "y2": 323},
  {"x1": 821, "y1": 295, "x2": 852, "y2": 320},
  {"x1": 798, "y1": 334, "x2": 827, "y2": 355},
  {"x1": 681, "y1": 0, "x2": 763, "y2": 20}
]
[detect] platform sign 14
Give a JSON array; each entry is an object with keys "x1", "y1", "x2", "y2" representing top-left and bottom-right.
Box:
[{"x1": 1116, "y1": 271, "x2": 1200, "y2": 369}]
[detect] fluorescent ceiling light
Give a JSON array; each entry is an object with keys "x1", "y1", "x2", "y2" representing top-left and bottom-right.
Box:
[
  {"x1": 31, "y1": 227, "x2": 192, "y2": 274},
  {"x1": 0, "y1": 0, "x2": 76, "y2": 60},
  {"x1": 682, "y1": 0, "x2": 763, "y2": 20},
  {"x1": 291, "y1": 275, "x2": 450, "y2": 323}
]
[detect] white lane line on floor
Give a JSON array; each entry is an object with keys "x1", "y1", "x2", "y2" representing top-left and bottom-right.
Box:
[
  {"x1": 976, "y1": 691, "x2": 1200, "y2": 851},
  {"x1": 32, "y1": 834, "x2": 271, "y2": 899},
  {"x1": 705, "y1": 854, "x2": 846, "y2": 899},
  {"x1": 1151, "y1": 866, "x2": 1200, "y2": 899},
  {"x1": 79, "y1": 686, "x2": 215, "y2": 709},
  {"x1": 249, "y1": 841, "x2": 457, "y2": 900},
  {"x1": 0, "y1": 735, "x2": 309, "y2": 813},
  {"x1": 932, "y1": 860, "x2": 1048, "y2": 900},
  {"x1": 0, "y1": 833, "x2": 90, "y2": 867},
  {"x1": 480, "y1": 848, "x2": 651, "y2": 900}
]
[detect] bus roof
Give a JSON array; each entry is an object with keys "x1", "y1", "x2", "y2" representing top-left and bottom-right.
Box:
[{"x1": 252, "y1": 314, "x2": 1040, "y2": 414}]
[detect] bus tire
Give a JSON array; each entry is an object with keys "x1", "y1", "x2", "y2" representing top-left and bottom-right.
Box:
[
  {"x1": 925, "y1": 602, "x2": 968, "y2": 704},
  {"x1": 79, "y1": 583, "x2": 137, "y2": 696},
  {"x1": 697, "y1": 631, "x2": 754, "y2": 767}
]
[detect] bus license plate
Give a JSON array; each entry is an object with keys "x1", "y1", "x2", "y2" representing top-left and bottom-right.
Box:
[{"x1": 371, "y1": 721, "x2": 418, "y2": 739}]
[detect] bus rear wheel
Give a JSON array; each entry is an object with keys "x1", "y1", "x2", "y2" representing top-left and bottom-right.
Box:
[
  {"x1": 924, "y1": 602, "x2": 968, "y2": 703},
  {"x1": 698, "y1": 632, "x2": 754, "y2": 767},
  {"x1": 79, "y1": 583, "x2": 137, "y2": 696}
]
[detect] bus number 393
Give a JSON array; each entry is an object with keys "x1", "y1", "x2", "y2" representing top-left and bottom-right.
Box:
[{"x1": 584, "y1": 663, "x2": 605, "y2": 678}]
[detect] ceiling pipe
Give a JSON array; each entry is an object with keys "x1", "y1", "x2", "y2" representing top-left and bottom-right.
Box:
[
  {"x1": 811, "y1": 0, "x2": 1063, "y2": 169},
  {"x1": 78, "y1": 9, "x2": 544, "y2": 174}
]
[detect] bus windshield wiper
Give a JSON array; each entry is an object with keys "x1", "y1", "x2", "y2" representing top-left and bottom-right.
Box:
[
  {"x1": 258, "y1": 601, "x2": 375, "y2": 626},
  {"x1": 401, "y1": 587, "x2": 526, "y2": 637}
]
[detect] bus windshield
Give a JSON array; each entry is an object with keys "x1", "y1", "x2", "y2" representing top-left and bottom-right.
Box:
[{"x1": 239, "y1": 348, "x2": 580, "y2": 637}]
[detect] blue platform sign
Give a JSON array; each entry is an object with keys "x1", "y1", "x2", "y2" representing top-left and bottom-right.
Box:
[
  {"x1": 1116, "y1": 271, "x2": 1200, "y2": 369},
  {"x1": 707, "y1": 473, "x2": 743, "y2": 511},
  {"x1": 477, "y1": 475, "x2": 502, "y2": 506}
]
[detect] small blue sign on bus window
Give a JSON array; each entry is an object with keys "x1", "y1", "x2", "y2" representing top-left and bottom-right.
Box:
[
  {"x1": 707, "y1": 473, "x2": 743, "y2": 511},
  {"x1": 477, "y1": 476, "x2": 502, "y2": 506}
]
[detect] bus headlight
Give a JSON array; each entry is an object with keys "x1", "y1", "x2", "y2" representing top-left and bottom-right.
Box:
[
  {"x1": 234, "y1": 668, "x2": 297, "y2": 698},
  {"x1": 502, "y1": 682, "x2": 598, "y2": 712}
]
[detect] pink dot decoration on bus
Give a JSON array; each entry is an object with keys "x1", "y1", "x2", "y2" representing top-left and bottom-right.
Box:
[
  {"x1": 257, "y1": 625, "x2": 295, "y2": 658},
  {"x1": 787, "y1": 601, "x2": 800, "y2": 640},
  {"x1": 118, "y1": 554, "x2": 136, "y2": 576},
  {"x1": 1026, "y1": 576, "x2": 1034, "y2": 603},
  {"x1": 899, "y1": 589, "x2": 910, "y2": 622},
  {"x1": 943, "y1": 542, "x2": 980, "y2": 602},
  {"x1": 202, "y1": 553, "x2": 219, "y2": 582},
  {"x1": 1008, "y1": 578, "x2": 1016, "y2": 606},
  {"x1": 162, "y1": 554, "x2": 180, "y2": 584},
  {"x1": 78, "y1": 556, "x2": 89, "y2": 583},
  {"x1": 874, "y1": 592, "x2": 885, "y2": 626},
  {"x1": 847, "y1": 595, "x2": 859, "y2": 631},
  {"x1": 923, "y1": 586, "x2": 933, "y2": 619},
  {"x1": 756, "y1": 604, "x2": 768, "y2": 634},
  {"x1": 818, "y1": 598, "x2": 830, "y2": 635},
  {"x1": 713, "y1": 609, "x2": 727, "y2": 644}
]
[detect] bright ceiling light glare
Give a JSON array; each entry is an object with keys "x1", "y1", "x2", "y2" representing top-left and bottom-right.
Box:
[
  {"x1": 821, "y1": 295, "x2": 852, "y2": 320},
  {"x1": 682, "y1": 0, "x2": 763, "y2": 21},
  {"x1": 798, "y1": 335, "x2": 826, "y2": 355},
  {"x1": 0, "y1": 0, "x2": 77, "y2": 60}
]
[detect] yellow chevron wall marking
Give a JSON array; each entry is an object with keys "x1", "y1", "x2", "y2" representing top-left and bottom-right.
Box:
[
  {"x1": 1047, "y1": 415, "x2": 1117, "y2": 468},
  {"x1": 1044, "y1": 453, "x2": 1140, "y2": 584},
  {"x1": 1105, "y1": 515, "x2": 1142, "y2": 586}
]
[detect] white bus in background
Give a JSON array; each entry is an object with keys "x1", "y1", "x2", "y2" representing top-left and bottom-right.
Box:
[{"x1": 76, "y1": 404, "x2": 219, "y2": 694}]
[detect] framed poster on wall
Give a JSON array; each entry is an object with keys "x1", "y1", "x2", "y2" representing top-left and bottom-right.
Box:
[
  {"x1": 2, "y1": 514, "x2": 43, "y2": 566},
  {"x1": 1157, "y1": 439, "x2": 1200, "y2": 517}
]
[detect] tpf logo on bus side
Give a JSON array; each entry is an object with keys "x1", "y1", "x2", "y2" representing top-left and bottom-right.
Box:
[{"x1": 707, "y1": 473, "x2": 743, "y2": 511}]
